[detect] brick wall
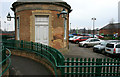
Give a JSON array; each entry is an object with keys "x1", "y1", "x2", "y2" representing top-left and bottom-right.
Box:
[
  {"x1": 100, "y1": 29, "x2": 120, "y2": 36},
  {"x1": 15, "y1": 3, "x2": 70, "y2": 52}
]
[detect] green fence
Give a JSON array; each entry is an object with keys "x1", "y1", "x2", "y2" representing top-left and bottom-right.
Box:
[
  {"x1": 59, "y1": 58, "x2": 120, "y2": 77},
  {"x1": 2, "y1": 40, "x2": 120, "y2": 77}
]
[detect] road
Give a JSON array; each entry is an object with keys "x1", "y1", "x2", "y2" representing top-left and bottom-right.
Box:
[
  {"x1": 9, "y1": 55, "x2": 52, "y2": 76},
  {"x1": 64, "y1": 43, "x2": 110, "y2": 58}
]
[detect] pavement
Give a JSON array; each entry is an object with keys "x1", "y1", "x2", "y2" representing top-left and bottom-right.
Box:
[{"x1": 9, "y1": 55, "x2": 52, "y2": 76}]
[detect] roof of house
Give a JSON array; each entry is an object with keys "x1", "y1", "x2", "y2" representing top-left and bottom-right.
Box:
[
  {"x1": 16, "y1": 0, "x2": 65, "y2": 2},
  {"x1": 100, "y1": 23, "x2": 120, "y2": 30},
  {"x1": 12, "y1": 0, "x2": 71, "y2": 12}
]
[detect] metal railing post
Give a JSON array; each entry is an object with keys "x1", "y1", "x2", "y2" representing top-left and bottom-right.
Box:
[
  {"x1": 20, "y1": 40, "x2": 23, "y2": 49},
  {"x1": 31, "y1": 41, "x2": 33, "y2": 50},
  {"x1": 96, "y1": 58, "x2": 102, "y2": 76}
]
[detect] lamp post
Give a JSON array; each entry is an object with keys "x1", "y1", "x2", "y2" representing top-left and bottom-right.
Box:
[
  {"x1": 57, "y1": 9, "x2": 68, "y2": 40},
  {"x1": 91, "y1": 17, "x2": 96, "y2": 38},
  {"x1": 7, "y1": 12, "x2": 15, "y2": 31},
  {"x1": 7, "y1": 12, "x2": 15, "y2": 21},
  {"x1": 70, "y1": 23, "x2": 71, "y2": 33},
  {"x1": 0, "y1": 17, "x2": 1, "y2": 29}
]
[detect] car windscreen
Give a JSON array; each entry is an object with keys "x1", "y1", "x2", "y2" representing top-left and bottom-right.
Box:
[
  {"x1": 75, "y1": 37, "x2": 78, "y2": 39},
  {"x1": 106, "y1": 44, "x2": 114, "y2": 48},
  {"x1": 116, "y1": 44, "x2": 120, "y2": 48}
]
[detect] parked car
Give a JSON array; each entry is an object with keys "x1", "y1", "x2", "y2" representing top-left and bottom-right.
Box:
[
  {"x1": 93, "y1": 40, "x2": 110, "y2": 54},
  {"x1": 79, "y1": 38, "x2": 102, "y2": 48},
  {"x1": 88, "y1": 34, "x2": 98, "y2": 38},
  {"x1": 69, "y1": 34, "x2": 74, "y2": 38},
  {"x1": 69, "y1": 36, "x2": 78, "y2": 42},
  {"x1": 96, "y1": 35, "x2": 104, "y2": 39},
  {"x1": 72, "y1": 36, "x2": 90, "y2": 44},
  {"x1": 105, "y1": 41, "x2": 120, "y2": 55}
]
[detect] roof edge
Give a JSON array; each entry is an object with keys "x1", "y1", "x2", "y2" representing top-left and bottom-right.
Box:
[{"x1": 12, "y1": 2, "x2": 71, "y2": 12}]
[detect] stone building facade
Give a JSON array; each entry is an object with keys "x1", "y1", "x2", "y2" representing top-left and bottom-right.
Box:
[{"x1": 11, "y1": 0, "x2": 71, "y2": 52}]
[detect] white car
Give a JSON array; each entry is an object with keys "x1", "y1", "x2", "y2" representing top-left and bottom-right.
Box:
[
  {"x1": 93, "y1": 40, "x2": 110, "y2": 54},
  {"x1": 88, "y1": 34, "x2": 98, "y2": 38},
  {"x1": 69, "y1": 36, "x2": 81, "y2": 42},
  {"x1": 79, "y1": 38, "x2": 103, "y2": 47},
  {"x1": 105, "y1": 41, "x2": 120, "y2": 55}
]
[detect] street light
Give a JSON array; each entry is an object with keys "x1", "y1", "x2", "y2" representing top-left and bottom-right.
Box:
[
  {"x1": 57, "y1": 8, "x2": 68, "y2": 40},
  {"x1": 91, "y1": 17, "x2": 96, "y2": 38},
  {"x1": 57, "y1": 9, "x2": 67, "y2": 18},
  {"x1": 0, "y1": 17, "x2": 1, "y2": 29},
  {"x1": 70, "y1": 23, "x2": 71, "y2": 33},
  {"x1": 7, "y1": 12, "x2": 15, "y2": 21}
]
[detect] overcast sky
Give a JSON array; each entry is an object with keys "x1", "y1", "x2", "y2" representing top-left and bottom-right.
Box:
[{"x1": 0, "y1": 0, "x2": 120, "y2": 31}]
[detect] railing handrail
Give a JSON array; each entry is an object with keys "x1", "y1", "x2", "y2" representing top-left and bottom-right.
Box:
[
  {"x1": 3, "y1": 39, "x2": 65, "y2": 77},
  {"x1": 3, "y1": 40, "x2": 65, "y2": 65},
  {"x1": 0, "y1": 47, "x2": 11, "y2": 76}
]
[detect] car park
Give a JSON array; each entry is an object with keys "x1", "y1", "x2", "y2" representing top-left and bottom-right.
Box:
[
  {"x1": 105, "y1": 41, "x2": 120, "y2": 55},
  {"x1": 93, "y1": 40, "x2": 110, "y2": 54},
  {"x1": 79, "y1": 38, "x2": 102, "y2": 48},
  {"x1": 72, "y1": 36, "x2": 90, "y2": 44}
]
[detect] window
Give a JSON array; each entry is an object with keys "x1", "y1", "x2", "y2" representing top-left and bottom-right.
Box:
[
  {"x1": 116, "y1": 44, "x2": 120, "y2": 48},
  {"x1": 94, "y1": 39, "x2": 100, "y2": 41},
  {"x1": 17, "y1": 17, "x2": 20, "y2": 40},
  {"x1": 81, "y1": 37, "x2": 85, "y2": 39},
  {"x1": 106, "y1": 44, "x2": 114, "y2": 48},
  {"x1": 90, "y1": 39, "x2": 94, "y2": 42}
]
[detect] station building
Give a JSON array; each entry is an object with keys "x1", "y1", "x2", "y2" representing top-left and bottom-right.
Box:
[{"x1": 11, "y1": 0, "x2": 71, "y2": 52}]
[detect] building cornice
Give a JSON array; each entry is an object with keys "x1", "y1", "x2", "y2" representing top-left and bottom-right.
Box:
[{"x1": 11, "y1": 2, "x2": 71, "y2": 13}]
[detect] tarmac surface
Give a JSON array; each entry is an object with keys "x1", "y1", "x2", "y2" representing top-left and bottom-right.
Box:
[
  {"x1": 9, "y1": 55, "x2": 52, "y2": 76},
  {"x1": 64, "y1": 43, "x2": 110, "y2": 58}
]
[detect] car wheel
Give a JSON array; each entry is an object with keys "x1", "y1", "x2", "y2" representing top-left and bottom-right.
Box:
[
  {"x1": 75, "y1": 41, "x2": 79, "y2": 44},
  {"x1": 83, "y1": 44, "x2": 88, "y2": 48},
  {"x1": 101, "y1": 50, "x2": 105, "y2": 54}
]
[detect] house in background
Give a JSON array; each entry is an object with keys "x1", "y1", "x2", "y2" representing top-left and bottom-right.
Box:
[
  {"x1": 99, "y1": 23, "x2": 120, "y2": 37},
  {"x1": 11, "y1": 0, "x2": 71, "y2": 52}
]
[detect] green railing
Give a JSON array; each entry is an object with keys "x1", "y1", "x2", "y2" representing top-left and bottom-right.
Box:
[
  {"x1": 59, "y1": 58, "x2": 120, "y2": 77},
  {"x1": 0, "y1": 43, "x2": 11, "y2": 76},
  {"x1": 2, "y1": 39, "x2": 120, "y2": 77},
  {"x1": 3, "y1": 40, "x2": 65, "y2": 77}
]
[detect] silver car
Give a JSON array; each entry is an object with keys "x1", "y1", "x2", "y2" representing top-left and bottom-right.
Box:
[
  {"x1": 79, "y1": 38, "x2": 102, "y2": 48},
  {"x1": 105, "y1": 41, "x2": 120, "y2": 55},
  {"x1": 93, "y1": 41, "x2": 110, "y2": 54}
]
